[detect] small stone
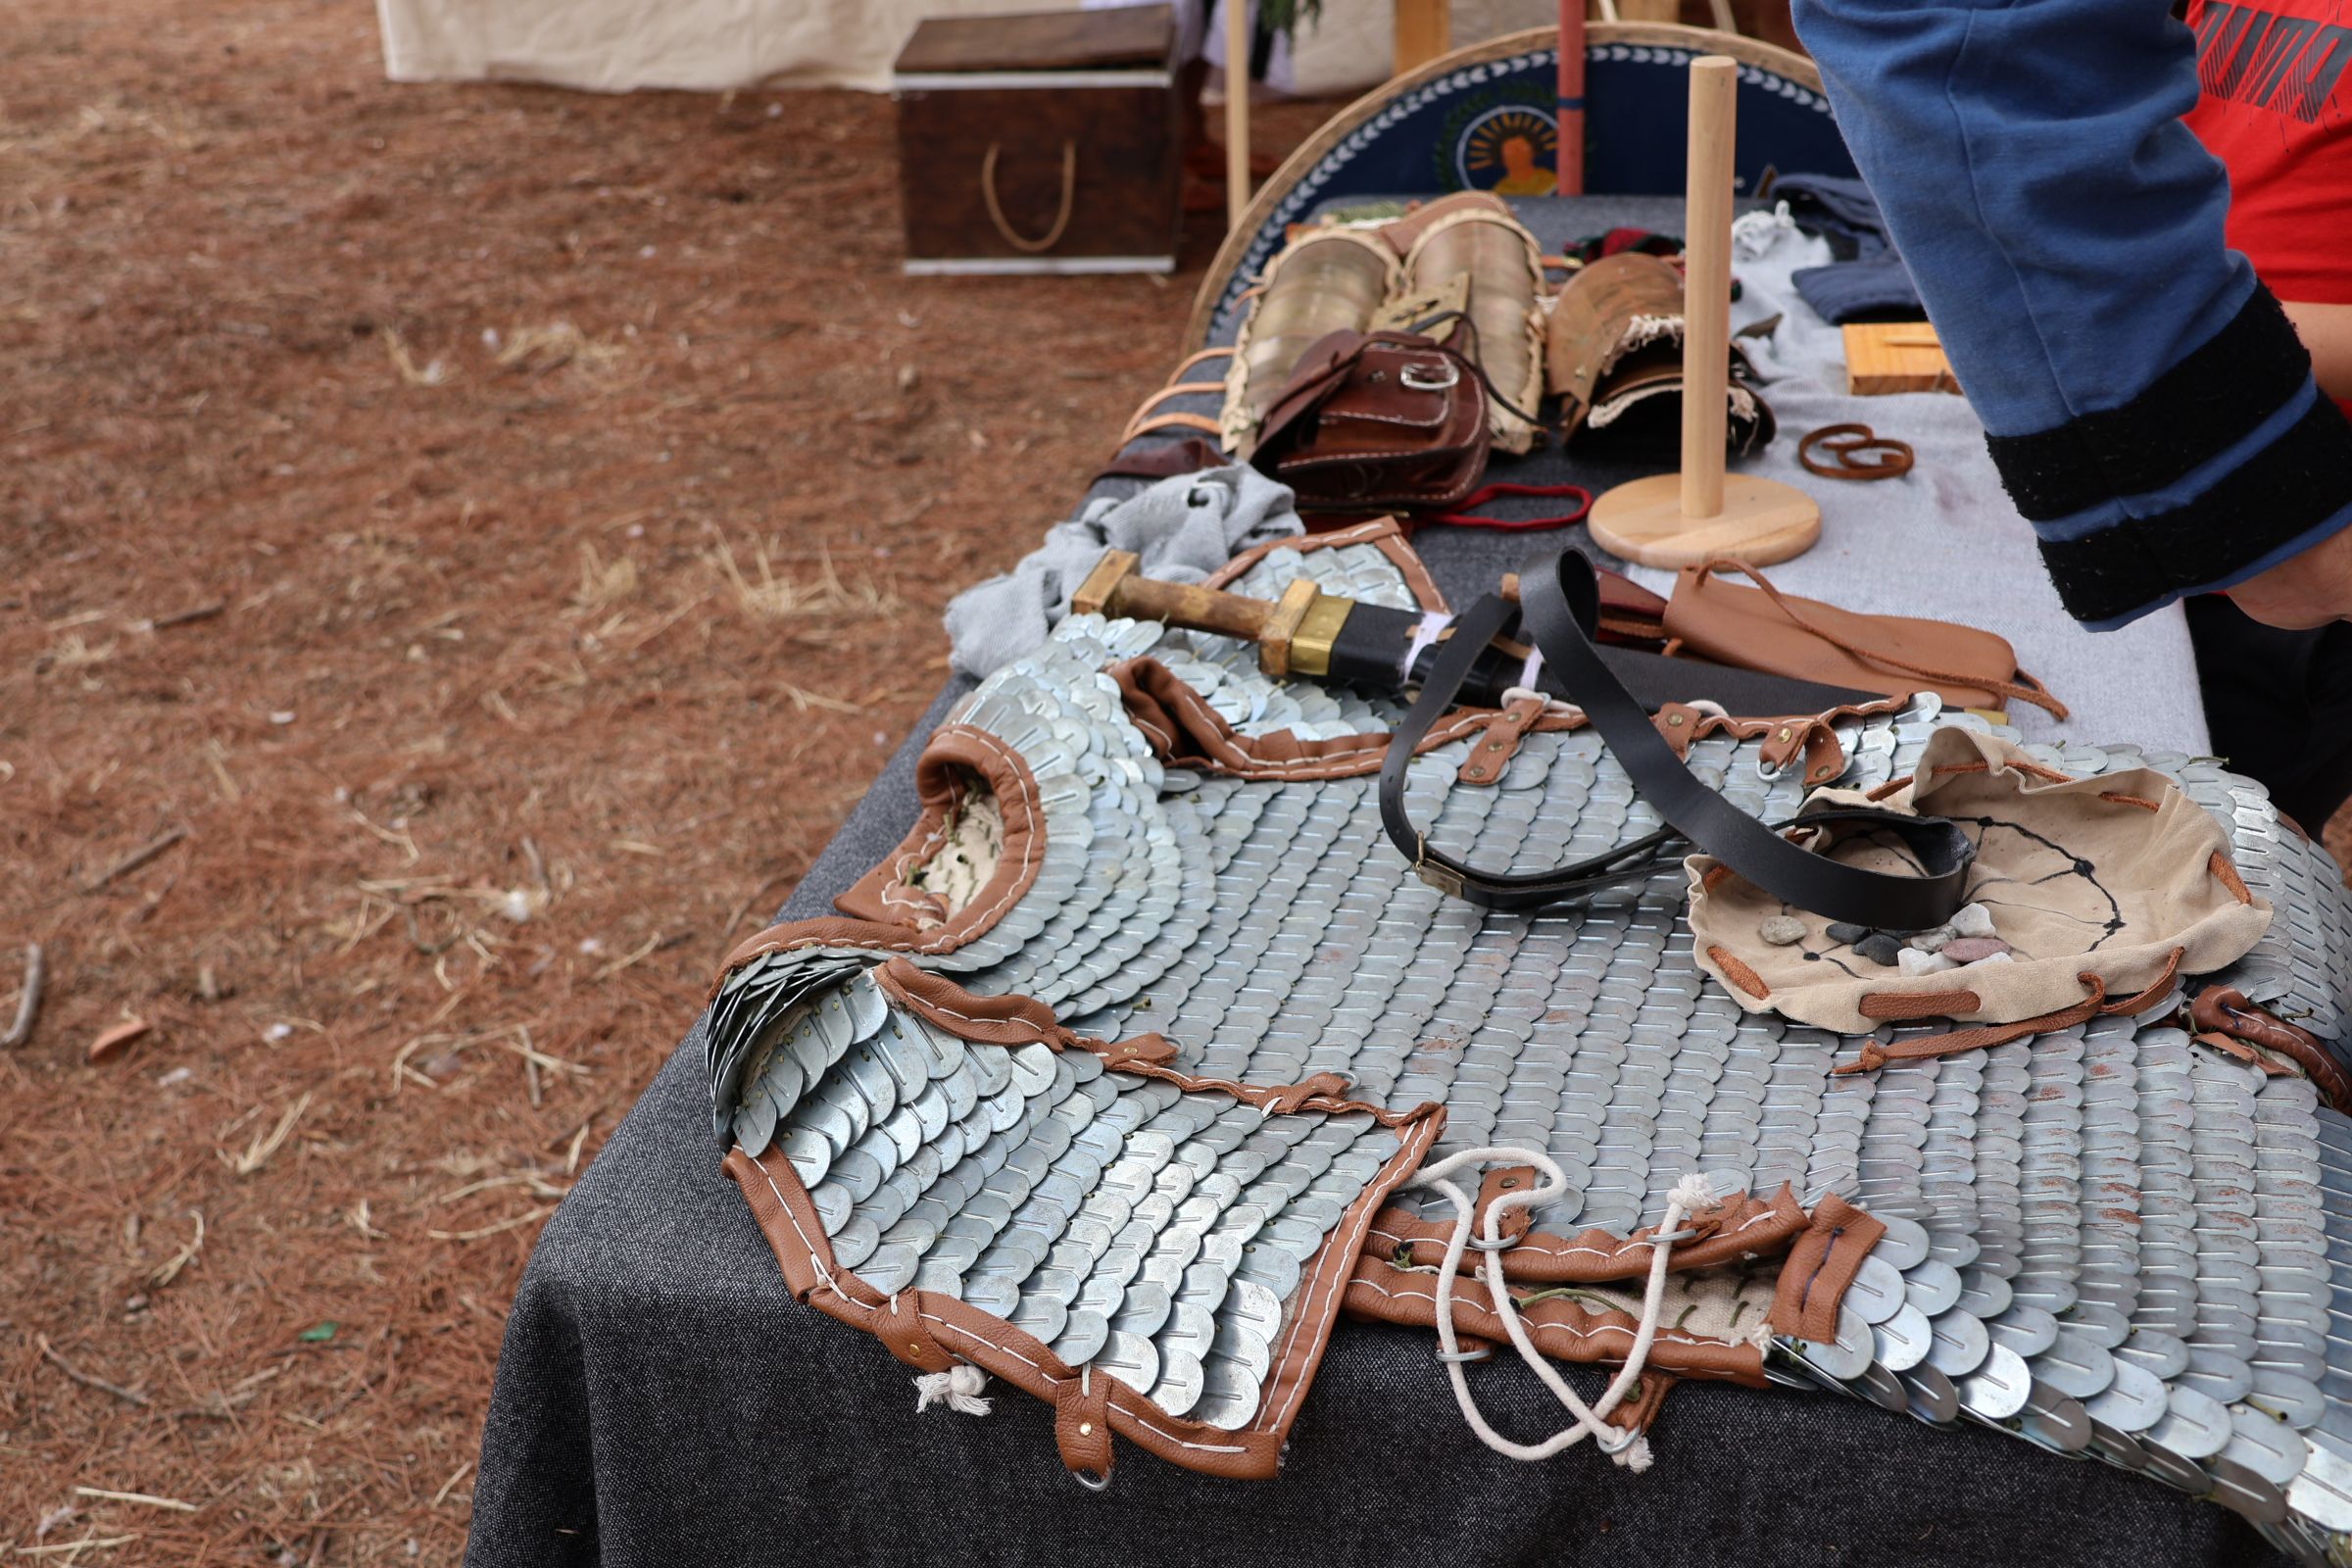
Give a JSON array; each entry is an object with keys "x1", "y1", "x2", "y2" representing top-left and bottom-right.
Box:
[
  {"x1": 1948, "y1": 903, "x2": 1996, "y2": 938},
  {"x1": 1897, "y1": 947, "x2": 1959, "y2": 976},
  {"x1": 1909, "y1": 926, "x2": 1955, "y2": 954},
  {"x1": 1975, "y1": 951, "x2": 2015, "y2": 965},
  {"x1": 1941, "y1": 936, "x2": 2011, "y2": 963},
  {"x1": 1759, "y1": 915, "x2": 1806, "y2": 947},
  {"x1": 1854, "y1": 933, "x2": 1902, "y2": 966},
  {"x1": 1826, "y1": 922, "x2": 1871, "y2": 946}
]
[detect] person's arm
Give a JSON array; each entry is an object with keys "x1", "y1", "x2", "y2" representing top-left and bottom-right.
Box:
[
  {"x1": 1789, "y1": 0, "x2": 2352, "y2": 630},
  {"x1": 2285, "y1": 301, "x2": 2352, "y2": 403}
]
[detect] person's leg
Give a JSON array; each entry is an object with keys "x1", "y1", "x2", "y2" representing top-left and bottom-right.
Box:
[{"x1": 2183, "y1": 593, "x2": 2352, "y2": 835}]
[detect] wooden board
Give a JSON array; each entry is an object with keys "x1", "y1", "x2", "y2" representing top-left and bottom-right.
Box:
[
  {"x1": 1588, "y1": 471, "x2": 1820, "y2": 567},
  {"x1": 895, "y1": 6, "x2": 1175, "y2": 75},
  {"x1": 1843, "y1": 321, "x2": 1958, "y2": 396}
]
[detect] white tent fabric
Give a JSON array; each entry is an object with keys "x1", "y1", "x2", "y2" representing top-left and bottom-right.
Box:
[
  {"x1": 371, "y1": 0, "x2": 1082, "y2": 93},
  {"x1": 371, "y1": 0, "x2": 1564, "y2": 97}
]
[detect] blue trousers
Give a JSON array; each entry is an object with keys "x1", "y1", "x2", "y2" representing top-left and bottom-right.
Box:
[{"x1": 1791, "y1": 0, "x2": 2352, "y2": 626}]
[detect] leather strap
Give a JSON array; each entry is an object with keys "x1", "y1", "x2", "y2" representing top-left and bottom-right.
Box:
[
  {"x1": 1379, "y1": 549, "x2": 1976, "y2": 927},
  {"x1": 1798, "y1": 422, "x2": 1915, "y2": 480}
]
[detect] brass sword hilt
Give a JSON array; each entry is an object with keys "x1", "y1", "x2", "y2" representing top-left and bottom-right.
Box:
[{"x1": 1069, "y1": 549, "x2": 1356, "y2": 679}]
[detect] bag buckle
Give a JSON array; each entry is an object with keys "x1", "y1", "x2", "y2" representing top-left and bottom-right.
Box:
[{"x1": 1399, "y1": 359, "x2": 1460, "y2": 392}]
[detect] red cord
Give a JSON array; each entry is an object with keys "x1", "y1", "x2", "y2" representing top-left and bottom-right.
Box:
[{"x1": 1423, "y1": 482, "x2": 1593, "y2": 531}]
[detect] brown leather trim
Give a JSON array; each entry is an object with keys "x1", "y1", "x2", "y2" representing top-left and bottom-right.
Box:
[
  {"x1": 1343, "y1": 1254, "x2": 1768, "y2": 1386},
  {"x1": 1707, "y1": 944, "x2": 1771, "y2": 1001},
  {"x1": 2197, "y1": 1030, "x2": 2299, "y2": 1078},
  {"x1": 1839, "y1": 948, "x2": 2183, "y2": 1074},
  {"x1": 726, "y1": 1088, "x2": 1444, "y2": 1482},
  {"x1": 1367, "y1": 1184, "x2": 1813, "y2": 1282},
  {"x1": 720, "y1": 965, "x2": 1448, "y2": 1482},
  {"x1": 1476, "y1": 1166, "x2": 1540, "y2": 1246},
  {"x1": 1054, "y1": 1370, "x2": 1115, "y2": 1480},
  {"x1": 876, "y1": 1292, "x2": 956, "y2": 1372},
  {"x1": 1110, "y1": 655, "x2": 1507, "y2": 781},
  {"x1": 1607, "y1": 1370, "x2": 1681, "y2": 1437},
  {"x1": 869, "y1": 957, "x2": 1179, "y2": 1068},
  {"x1": 845, "y1": 723, "x2": 1047, "y2": 930},
  {"x1": 1457, "y1": 696, "x2": 1547, "y2": 784},
  {"x1": 2209, "y1": 850, "x2": 2254, "y2": 906},
  {"x1": 709, "y1": 728, "x2": 1051, "y2": 999},
  {"x1": 1201, "y1": 517, "x2": 1449, "y2": 614},
  {"x1": 2191, "y1": 983, "x2": 2352, "y2": 1112},
  {"x1": 1246, "y1": 1112, "x2": 1446, "y2": 1448},
  {"x1": 1858, "y1": 988, "x2": 1983, "y2": 1021},
  {"x1": 1768, "y1": 1194, "x2": 1887, "y2": 1343}
]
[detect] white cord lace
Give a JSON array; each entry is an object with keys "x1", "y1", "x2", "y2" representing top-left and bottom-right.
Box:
[{"x1": 1403, "y1": 1147, "x2": 1719, "y2": 1470}]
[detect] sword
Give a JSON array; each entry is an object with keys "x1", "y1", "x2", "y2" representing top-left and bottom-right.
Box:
[{"x1": 1069, "y1": 548, "x2": 1880, "y2": 716}]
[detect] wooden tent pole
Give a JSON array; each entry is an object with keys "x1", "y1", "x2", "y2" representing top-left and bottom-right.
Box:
[
  {"x1": 1557, "y1": 0, "x2": 1586, "y2": 195},
  {"x1": 1226, "y1": 0, "x2": 1251, "y2": 231},
  {"x1": 1679, "y1": 54, "x2": 1735, "y2": 517}
]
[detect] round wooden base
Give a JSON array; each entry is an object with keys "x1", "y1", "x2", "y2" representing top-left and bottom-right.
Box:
[{"x1": 1587, "y1": 472, "x2": 1821, "y2": 568}]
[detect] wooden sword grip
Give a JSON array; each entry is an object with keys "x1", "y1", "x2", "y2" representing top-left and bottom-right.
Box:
[{"x1": 1072, "y1": 549, "x2": 1275, "y2": 641}]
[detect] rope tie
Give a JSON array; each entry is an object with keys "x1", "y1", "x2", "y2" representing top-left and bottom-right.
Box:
[
  {"x1": 981, "y1": 141, "x2": 1076, "y2": 255},
  {"x1": 913, "y1": 1363, "x2": 994, "y2": 1416},
  {"x1": 1403, "y1": 1148, "x2": 1717, "y2": 1469}
]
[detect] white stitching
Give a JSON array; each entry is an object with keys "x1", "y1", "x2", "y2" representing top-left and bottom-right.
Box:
[{"x1": 1261, "y1": 1113, "x2": 1442, "y2": 1432}]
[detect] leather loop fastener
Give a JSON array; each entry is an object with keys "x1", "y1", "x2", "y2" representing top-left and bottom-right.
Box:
[
  {"x1": 1769, "y1": 1195, "x2": 1886, "y2": 1343},
  {"x1": 1381, "y1": 549, "x2": 1975, "y2": 927},
  {"x1": 1798, "y1": 422, "x2": 1915, "y2": 481},
  {"x1": 1475, "y1": 1166, "x2": 1540, "y2": 1247},
  {"x1": 2191, "y1": 984, "x2": 2352, "y2": 1113},
  {"x1": 1054, "y1": 1369, "x2": 1115, "y2": 1485},
  {"x1": 879, "y1": 1293, "x2": 956, "y2": 1373},
  {"x1": 1457, "y1": 695, "x2": 1549, "y2": 784}
]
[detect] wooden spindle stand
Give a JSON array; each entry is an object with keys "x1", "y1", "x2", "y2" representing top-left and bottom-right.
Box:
[{"x1": 1588, "y1": 56, "x2": 1819, "y2": 569}]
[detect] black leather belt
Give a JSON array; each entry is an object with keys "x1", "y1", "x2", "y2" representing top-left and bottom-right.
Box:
[{"x1": 1378, "y1": 549, "x2": 1976, "y2": 927}]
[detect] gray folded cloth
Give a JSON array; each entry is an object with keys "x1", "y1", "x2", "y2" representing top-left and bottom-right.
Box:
[{"x1": 944, "y1": 465, "x2": 1303, "y2": 677}]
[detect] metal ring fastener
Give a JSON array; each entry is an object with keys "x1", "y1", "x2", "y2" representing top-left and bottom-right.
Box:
[
  {"x1": 1594, "y1": 1423, "x2": 1645, "y2": 1455},
  {"x1": 1073, "y1": 1468, "x2": 1112, "y2": 1493},
  {"x1": 1399, "y1": 359, "x2": 1462, "y2": 392},
  {"x1": 1798, "y1": 422, "x2": 1916, "y2": 481},
  {"x1": 1437, "y1": 1345, "x2": 1494, "y2": 1363},
  {"x1": 1647, "y1": 1226, "x2": 1701, "y2": 1248}
]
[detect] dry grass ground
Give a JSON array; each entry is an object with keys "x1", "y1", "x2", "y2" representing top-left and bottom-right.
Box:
[{"x1": 0, "y1": 3, "x2": 1329, "y2": 1559}]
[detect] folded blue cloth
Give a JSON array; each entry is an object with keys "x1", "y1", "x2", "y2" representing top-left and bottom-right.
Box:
[
  {"x1": 1771, "y1": 172, "x2": 1926, "y2": 323},
  {"x1": 1791, "y1": 254, "x2": 1924, "y2": 324}
]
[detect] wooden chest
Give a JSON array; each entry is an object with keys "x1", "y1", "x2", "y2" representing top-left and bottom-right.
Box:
[{"x1": 893, "y1": 6, "x2": 1181, "y2": 275}]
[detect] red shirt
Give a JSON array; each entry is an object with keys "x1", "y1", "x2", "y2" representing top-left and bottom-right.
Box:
[
  {"x1": 2182, "y1": 0, "x2": 2352, "y2": 416},
  {"x1": 2184, "y1": 0, "x2": 2352, "y2": 305}
]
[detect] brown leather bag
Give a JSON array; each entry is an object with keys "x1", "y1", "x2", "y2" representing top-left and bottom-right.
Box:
[
  {"x1": 1248, "y1": 327, "x2": 1491, "y2": 514},
  {"x1": 1662, "y1": 558, "x2": 2067, "y2": 717}
]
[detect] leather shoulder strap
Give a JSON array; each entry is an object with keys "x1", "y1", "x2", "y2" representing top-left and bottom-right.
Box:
[{"x1": 1379, "y1": 550, "x2": 1974, "y2": 929}]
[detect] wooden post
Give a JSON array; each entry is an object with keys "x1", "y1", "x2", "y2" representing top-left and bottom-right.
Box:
[
  {"x1": 1680, "y1": 55, "x2": 1735, "y2": 518},
  {"x1": 1395, "y1": 0, "x2": 1452, "y2": 76},
  {"x1": 1587, "y1": 56, "x2": 1820, "y2": 568},
  {"x1": 1225, "y1": 0, "x2": 1251, "y2": 232},
  {"x1": 1556, "y1": 0, "x2": 1585, "y2": 196}
]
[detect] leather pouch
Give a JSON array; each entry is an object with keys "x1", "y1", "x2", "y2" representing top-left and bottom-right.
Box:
[
  {"x1": 1250, "y1": 327, "x2": 1491, "y2": 515},
  {"x1": 1661, "y1": 559, "x2": 2064, "y2": 717}
]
